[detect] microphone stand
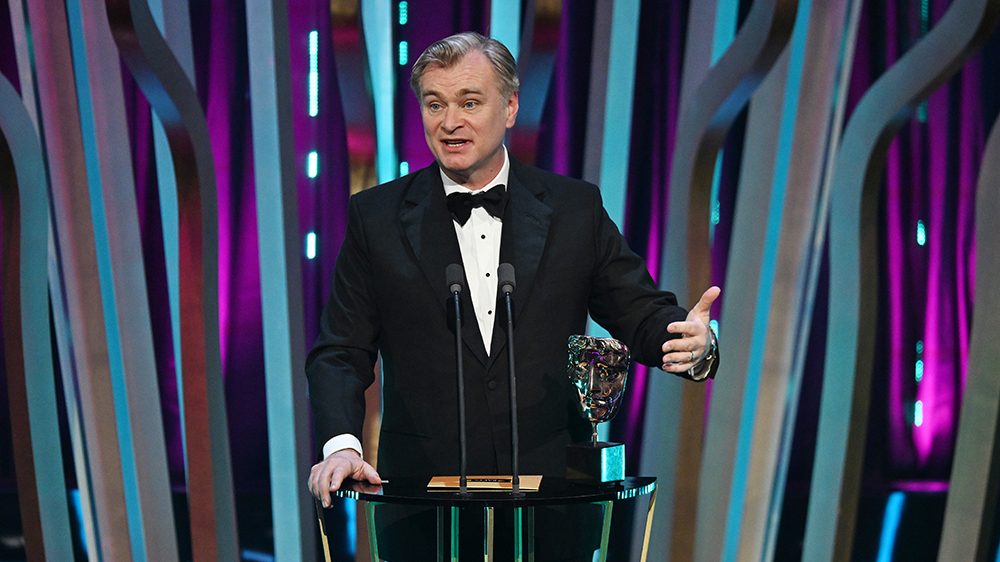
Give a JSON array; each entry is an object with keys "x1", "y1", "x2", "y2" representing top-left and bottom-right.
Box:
[
  {"x1": 499, "y1": 264, "x2": 521, "y2": 495},
  {"x1": 455, "y1": 290, "x2": 468, "y2": 495},
  {"x1": 447, "y1": 264, "x2": 468, "y2": 495}
]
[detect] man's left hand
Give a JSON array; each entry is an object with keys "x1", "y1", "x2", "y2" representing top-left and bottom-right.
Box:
[{"x1": 660, "y1": 286, "x2": 720, "y2": 373}]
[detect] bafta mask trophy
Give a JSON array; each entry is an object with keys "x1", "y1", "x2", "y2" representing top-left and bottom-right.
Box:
[{"x1": 566, "y1": 335, "x2": 629, "y2": 483}]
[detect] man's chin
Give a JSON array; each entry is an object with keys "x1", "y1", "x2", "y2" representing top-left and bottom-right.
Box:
[{"x1": 438, "y1": 162, "x2": 474, "y2": 184}]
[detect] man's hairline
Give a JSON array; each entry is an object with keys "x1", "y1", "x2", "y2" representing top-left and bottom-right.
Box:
[{"x1": 415, "y1": 52, "x2": 516, "y2": 103}]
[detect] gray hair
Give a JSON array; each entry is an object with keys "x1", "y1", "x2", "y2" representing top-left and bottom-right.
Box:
[{"x1": 410, "y1": 32, "x2": 520, "y2": 101}]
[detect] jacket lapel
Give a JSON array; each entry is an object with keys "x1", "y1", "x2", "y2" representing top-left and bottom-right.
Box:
[
  {"x1": 490, "y1": 160, "x2": 552, "y2": 360},
  {"x1": 400, "y1": 166, "x2": 491, "y2": 365}
]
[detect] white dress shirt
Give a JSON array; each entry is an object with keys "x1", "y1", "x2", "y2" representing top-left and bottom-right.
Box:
[{"x1": 441, "y1": 150, "x2": 509, "y2": 355}]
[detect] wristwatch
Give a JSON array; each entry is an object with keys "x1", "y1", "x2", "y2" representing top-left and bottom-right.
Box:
[{"x1": 687, "y1": 326, "x2": 718, "y2": 381}]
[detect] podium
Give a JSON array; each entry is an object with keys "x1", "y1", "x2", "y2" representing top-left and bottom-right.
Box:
[{"x1": 316, "y1": 476, "x2": 656, "y2": 562}]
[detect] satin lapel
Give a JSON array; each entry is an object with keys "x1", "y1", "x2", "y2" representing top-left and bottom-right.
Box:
[
  {"x1": 400, "y1": 168, "x2": 490, "y2": 365},
  {"x1": 490, "y1": 164, "x2": 552, "y2": 360}
]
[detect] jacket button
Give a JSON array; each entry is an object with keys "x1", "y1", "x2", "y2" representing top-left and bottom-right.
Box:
[{"x1": 487, "y1": 380, "x2": 498, "y2": 390}]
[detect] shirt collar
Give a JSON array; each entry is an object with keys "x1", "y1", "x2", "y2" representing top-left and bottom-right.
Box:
[{"x1": 441, "y1": 146, "x2": 510, "y2": 196}]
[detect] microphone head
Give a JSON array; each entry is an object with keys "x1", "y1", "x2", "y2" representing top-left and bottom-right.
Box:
[
  {"x1": 446, "y1": 263, "x2": 464, "y2": 293},
  {"x1": 498, "y1": 263, "x2": 515, "y2": 295}
]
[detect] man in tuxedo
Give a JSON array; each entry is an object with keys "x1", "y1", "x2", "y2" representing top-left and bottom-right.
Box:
[{"x1": 306, "y1": 32, "x2": 719, "y2": 559}]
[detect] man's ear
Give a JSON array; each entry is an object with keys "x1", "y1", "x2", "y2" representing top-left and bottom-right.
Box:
[{"x1": 506, "y1": 91, "x2": 519, "y2": 128}]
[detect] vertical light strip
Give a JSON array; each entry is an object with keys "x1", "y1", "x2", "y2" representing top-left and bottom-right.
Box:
[
  {"x1": 245, "y1": 0, "x2": 317, "y2": 559},
  {"x1": 398, "y1": 41, "x2": 408, "y2": 66},
  {"x1": 65, "y1": 3, "x2": 147, "y2": 557},
  {"x1": 597, "y1": 0, "x2": 641, "y2": 233},
  {"x1": 307, "y1": 151, "x2": 318, "y2": 178},
  {"x1": 876, "y1": 492, "x2": 906, "y2": 562},
  {"x1": 582, "y1": 0, "x2": 641, "y2": 436},
  {"x1": 362, "y1": 0, "x2": 397, "y2": 183},
  {"x1": 306, "y1": 232, "x2": 317, "y2": 259},
  {"x1": 708, "y1": 0, "x2": 740, "y2": 242},
  {"x1": 916, "y1": 339, "x2": 925, "y2": 400},
  {"x1": 399, "y1": 161, "x2": 409, "y2": 176},
  {"x1": 309, "y1": 30, "x2": 319, "y2": 117},
  {"x1": 720, "y1": 2, "x2": 811, "y2": 560},
  {"x1": 307, "y1": 31, "x2": 319, "y2": 262},
  {"x1": 398, "y1": 1, "x2": 408, "y2": 25},
  {"x1": 917, "y1": 0, "x2": 930, "y2": 122},
  {"x1": 70, "y1": 1, "x2": 185, "y2": 557},
  {"x1": 722, "y1": 15, "x2": 801, "y2": 562},
  {"x1": 490, "y1": 0, "x2": 521, "y2": 61}
]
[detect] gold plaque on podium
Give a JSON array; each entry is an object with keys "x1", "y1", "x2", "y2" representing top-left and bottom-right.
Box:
[{"x1": 427, "y1": 475, "x2": 543, "y2": 491}]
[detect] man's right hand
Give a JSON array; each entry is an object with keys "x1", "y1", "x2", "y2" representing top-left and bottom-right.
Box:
[{"x1": 308, "y1": 449, "x2": 382, "y2": 508}]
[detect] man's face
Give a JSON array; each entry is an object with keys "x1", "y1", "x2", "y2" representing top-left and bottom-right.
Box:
[
  {"x1": 418, "y1": 51, "x2": 519, "y2": 189},
  {"x1": 567, "y1": 336, "x2": 629, "y2": 423}
]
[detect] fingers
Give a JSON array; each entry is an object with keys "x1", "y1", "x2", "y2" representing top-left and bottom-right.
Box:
[
  {"x1": 309, "y1": 451, "x2": 381, "y2": 508},
  {"x1": 664, "y1": 287, "x2": 721, "y2": 338},
  {"x1": 327, "y1": 461, "x2": 352, "y2": 496},
  {"x1": 660, "y1": 346, "x2": 702, "y2": 371},
  {"x1": 358, "y1": 461, "x2": 383, "y2": 486},
  {"x1": 692, "y1": 286, "x2": 721, "y2": 315},
  {"x1": 661, "y1": 323, "x2": 708, "y2": 368},
  {"x1": 308, "y1": 461, "x2": 334, "y2": 508},
  {"x1": 666, "y1": 320, "x2": 704, "y2": 336},
  {"x1": 662, "y1": 322, "x2": 707, "y2": 352}
]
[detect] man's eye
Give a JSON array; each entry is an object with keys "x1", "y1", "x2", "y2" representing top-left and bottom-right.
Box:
[{"x1": 464, "y1": 101, "x2": 477, "y2": 109}]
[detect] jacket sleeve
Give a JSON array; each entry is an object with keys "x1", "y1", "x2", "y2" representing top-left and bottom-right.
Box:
[
  {"x1": 305, "y1": 194, "x2": 379, "y2": 453},
  {"x1": 585, "y1": 187, "x2": 689, "y2": 369}
]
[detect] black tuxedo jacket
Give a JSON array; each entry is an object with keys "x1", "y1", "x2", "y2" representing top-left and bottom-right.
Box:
[{"x1": 306, "y1": 158, "x2": 705, "y2": 479}]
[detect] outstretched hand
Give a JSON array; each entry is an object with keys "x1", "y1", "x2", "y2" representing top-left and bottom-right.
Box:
[
  {"x1": 660, "y1": 286, "x2": 720, "y2": 373},
  {"x1": 308, "y1": 449, "x2": 382, "y2": 508}
]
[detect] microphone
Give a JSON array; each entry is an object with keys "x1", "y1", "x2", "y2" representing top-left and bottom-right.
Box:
[
  {"x1": 446, "y1": 264, "x2": 464, "y2": 294},
  {"x1": 446, "y1": 264, "x2": 469, "y2": 494},
  {"x1": 498, "y1": 263, "x2": 515, "y2": 295},
  {"x1": 498, "y1": 263, "x2": 521, "y2": 494}
]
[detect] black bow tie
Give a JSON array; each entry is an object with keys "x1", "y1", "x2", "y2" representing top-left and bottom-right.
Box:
[{"x1": 446, "y1": 184, "x2": 507, "y2": 226}]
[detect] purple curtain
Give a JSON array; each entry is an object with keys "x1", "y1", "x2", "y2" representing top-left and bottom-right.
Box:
[
  {"x1": 853, "y1": 0, "x2": 999, "y2": 483},
  {"x1": 292, "y1": 0, "x2": 352, "y2": 347},
  {"x1": 534, "y1": 0, "x2": 594, "y2": 177}
]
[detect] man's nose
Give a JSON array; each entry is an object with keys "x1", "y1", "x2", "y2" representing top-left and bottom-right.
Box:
[{"x1": 441, "y1": 106, "x2": 461, "y2": 132}]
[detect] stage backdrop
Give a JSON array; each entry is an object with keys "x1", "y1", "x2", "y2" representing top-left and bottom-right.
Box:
[{"x1": 1, "y1": 0, "x2": 999, "y2": 561}]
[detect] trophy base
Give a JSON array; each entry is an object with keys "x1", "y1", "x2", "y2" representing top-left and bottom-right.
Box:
[{"x1": 566, "y1": 442, "x2": 625, "y2": 484}]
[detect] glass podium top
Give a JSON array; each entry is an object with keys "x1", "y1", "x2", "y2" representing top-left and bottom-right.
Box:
[{"x1": 333, "y1": 476, "x2": 656, "y2": 508}]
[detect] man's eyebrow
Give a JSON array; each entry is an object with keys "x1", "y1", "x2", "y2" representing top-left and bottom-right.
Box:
[{"x1": 422, "y1": 87, "x2": 484, "y2": 100}]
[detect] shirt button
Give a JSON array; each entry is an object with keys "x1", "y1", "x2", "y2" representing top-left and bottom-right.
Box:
[
  {"x1": 488, "y1": 310, "x2": 493, "y2": 315},
  {"x1": 481, "y1": 234, "x2": 486, "y2": 239},
  {"x1": 485, "y1": 272, "x2": 490, "y2": 277},
  {"x1": 487, "y1": 380, "x2": 498, "y2": 390}
]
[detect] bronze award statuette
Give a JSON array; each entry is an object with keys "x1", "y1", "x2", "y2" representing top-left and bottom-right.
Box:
[{"x1": 566, "y1": 335, "x2": 628, "y2": 484}]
